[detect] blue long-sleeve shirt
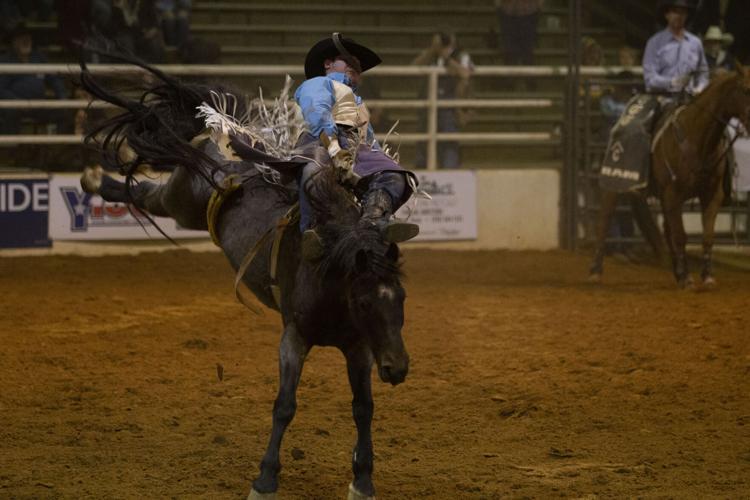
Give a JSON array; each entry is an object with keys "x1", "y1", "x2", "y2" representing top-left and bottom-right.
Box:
[
  {"x1": 294, "y1": 72, "x2": 377, "y2": 146},
  {"x1": 642, "y1": 29, "x2": 709, "y2": 93}
]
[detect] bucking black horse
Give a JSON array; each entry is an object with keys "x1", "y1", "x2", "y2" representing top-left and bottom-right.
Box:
[{"x1": 78, "y1": 55, "x2": 409, "y2": 499}]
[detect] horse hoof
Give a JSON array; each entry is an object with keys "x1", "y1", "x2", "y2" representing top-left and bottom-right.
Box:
[
  {"x1": 587, "y1": 273, "x2": 602, "y2": 284},
  {"x1": 348, "y1": 483, "x2": 375, "y2": 500},
  {"x1": 247, "y1": 488, "x2": 277, "y2": 500},
  {"x1": 702, "y1": 276, "x2": 717, "y2": 288},
  {"x1": 678, "y1": 275, "x2": 695, "y2": 290},
  {"x1": 80, "y1": 166, "x2": 104, "y2": 194}
]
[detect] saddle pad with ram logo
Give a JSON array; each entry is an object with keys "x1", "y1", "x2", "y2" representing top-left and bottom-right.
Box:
[{"x1": 599, "y1": 94, "x2": 659, "y2": 192}]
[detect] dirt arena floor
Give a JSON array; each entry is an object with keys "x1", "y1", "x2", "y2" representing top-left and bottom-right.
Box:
[{"x1": 1, "y1": 249, "x2": 748, "y2": 499}]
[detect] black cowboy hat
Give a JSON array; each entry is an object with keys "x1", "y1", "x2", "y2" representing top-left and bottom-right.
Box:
[
  {"x1": 304, "y1": 33, "x2": 381, "y2": 80},
  {"x1": 657, "y1": 0, "x2": 698, "y2": 23}
]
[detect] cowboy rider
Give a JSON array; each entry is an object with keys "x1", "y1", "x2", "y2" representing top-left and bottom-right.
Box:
[
  {"x1": 643, "y1": 0, "x2": 708, "y2": 97},
  {"x1": 599, "y1": 0, "x2": 709, "y2": 192},
  {"x1": 294, "y1": 33, "x2": 419, "y2": 260}
]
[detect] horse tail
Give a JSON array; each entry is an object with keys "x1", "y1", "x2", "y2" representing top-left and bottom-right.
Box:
[{"x1": 79, "y1": 48, "x2": 241, "y2": 190}]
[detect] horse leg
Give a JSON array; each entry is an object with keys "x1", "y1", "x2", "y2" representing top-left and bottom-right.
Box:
[
  {"x1": 81, "y1": 166, "x2": 210, "y2": 230},
  {"x1": 699, "y1": 181, "x2": 724, "y2": 287},
  {"x1": 661, "y1": 190, "x2": 691, "y2": 288},
  {"x1": 250, "y1": 324, "x2": 308, "y2": 498},
  {"x1": 588, "y1": 190, "x2": 618, "y2": 282},
  {"x1": 630, "y1": 193, "x2": 665, "y2": 261},
  {"x1": 344, "y1": 345, "x2": 376, "y2": 500}
]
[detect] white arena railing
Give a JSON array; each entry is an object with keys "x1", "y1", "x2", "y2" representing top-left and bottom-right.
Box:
[{"x1": 0, "y1": 64, "x2": 642, "y2": 170}]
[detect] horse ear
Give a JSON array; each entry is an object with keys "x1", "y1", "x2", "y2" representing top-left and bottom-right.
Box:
[
  {"x1": 355, "y1": 249, "x2": 370, "y2": 273},
  {"x1": 385, "y1": 243, "x2": 400, "y2": 263}
]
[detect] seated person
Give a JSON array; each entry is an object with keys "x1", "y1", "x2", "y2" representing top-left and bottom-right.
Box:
[{"x1": 0, "y1": 23, "x2": 68, "y2": 134}]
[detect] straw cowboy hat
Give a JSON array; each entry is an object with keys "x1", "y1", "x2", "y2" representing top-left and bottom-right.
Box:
[
  {"x1": 703, "y1": 25, "x2": 734, "y2": 46},
  {"x1": 304, "y1": 33, "x2": 382, "y2": 79}
]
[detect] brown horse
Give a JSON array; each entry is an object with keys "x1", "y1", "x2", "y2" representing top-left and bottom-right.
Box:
[{"x1": 589, "y1": 66, "x2": 750, "y2": 288}]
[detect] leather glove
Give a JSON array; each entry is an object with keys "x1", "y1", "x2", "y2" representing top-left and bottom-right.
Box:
[
  {"x1": 332, "y1": 148, "x2": 361, "y2": 186},
  {"x1": 670, "y1": 74, "x2": 691, "y2": 92},
  {"x1": 320, "y1": 133, "x2": 361, "y2": 187}
]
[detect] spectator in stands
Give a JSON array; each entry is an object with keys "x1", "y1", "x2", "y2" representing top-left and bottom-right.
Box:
[
  {"x1": 599, "y1": 46, "x2": 640, "y2": 133},
  {"x1": 0, "y1": 23, "x2": 68, "y2": 134},
  {"x1": 495, "y1": 0, "x2": 543, "y2": 66},
  {"x1": 643, "y1": 0, "x2": 708, "y2": 95},
  {"x1": 106, "y1": 0, "x2": 165, "y2": 63},
  {"x1": 703, "y1": 25, "x2": 735, "y2": 75},
  {"x1": 155, "y1": 0, "x2": 191, "y2": 48},
  {"x1": 580, "y1": 36, "x2": 605, "y2": 103},
  {"x1": 412, "y1": 31, "x2": 473, "y2": 169}
]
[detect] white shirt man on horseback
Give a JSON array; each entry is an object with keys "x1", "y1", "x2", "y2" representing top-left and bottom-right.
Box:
[{"x1": 643, "y1": 0, "x2": 709, "y2": 95}]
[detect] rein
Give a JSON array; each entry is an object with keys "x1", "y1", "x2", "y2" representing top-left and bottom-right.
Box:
[
  {"x1": 203, "y1": 165, "x2": 300, "y2": 314},
  {"x1": 231, "y1": 204, "x2": 299, "y2": 315}
]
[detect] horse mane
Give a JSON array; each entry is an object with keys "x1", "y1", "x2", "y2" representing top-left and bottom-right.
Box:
[
  {"x1": 318, "y1": 221, "x2": 403, "y2": 282},
  {"x1": 302, "y1": 171, "x2": 400, "y2": 281}
]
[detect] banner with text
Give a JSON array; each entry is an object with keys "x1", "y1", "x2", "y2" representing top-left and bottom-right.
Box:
[
  {"x1": 49, "y1": 174, "x2": 209, "y2": 240},
  {"x1": 0, "y1": 175, "x2": 51, "y2": 248},
  {"x1": 396, "y1": 170, "x2": 477, "y2": 241}
]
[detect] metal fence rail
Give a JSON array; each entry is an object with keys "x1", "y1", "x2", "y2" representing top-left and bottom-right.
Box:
[{"x1": 0, "y1": 63, "x2": 642, "y2": 168}]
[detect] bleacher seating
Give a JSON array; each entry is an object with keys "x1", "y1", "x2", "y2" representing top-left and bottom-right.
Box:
[{"x1": 12, "y1": 0, "x2": 631, "y2": 169}]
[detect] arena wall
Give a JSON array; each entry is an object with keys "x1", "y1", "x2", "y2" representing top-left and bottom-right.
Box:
[
  {"x1": 408, "y1": 168, "x2": 561, "y2": 251},
  {"x1": 0, "y1": 168, "x2": 561, "y2": 256}
]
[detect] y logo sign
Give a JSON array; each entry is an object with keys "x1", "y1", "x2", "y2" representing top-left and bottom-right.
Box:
[{"x1": 60, "y1": 187, "x2": 92, "y2": 231}]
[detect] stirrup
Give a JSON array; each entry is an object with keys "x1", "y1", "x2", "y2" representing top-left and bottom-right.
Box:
[
  {"x1": 381, "y1": 221, "x2": 419, "y2": 243},
  {"x1": 301, "y1": 229, "x2": 324, "y2": 261}
]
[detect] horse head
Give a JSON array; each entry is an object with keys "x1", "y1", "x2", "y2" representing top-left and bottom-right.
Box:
[
  {"x1": 348, "y1": 241, "x2": 409, "y2": 386},
  {"x1": 315, "y1": 222, "x2": 410, "y2": 386}
]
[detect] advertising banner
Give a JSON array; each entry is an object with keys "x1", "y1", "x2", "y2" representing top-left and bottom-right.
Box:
[
  {"x1": 49, "y1": 174, "x2": 209, "y2": 240},
  {"x1": 0, "y1": 175, "x2": 51, "y2": 248},
  {"x1": 396, "y1": 170, "x2": 477, "y2": 241}
]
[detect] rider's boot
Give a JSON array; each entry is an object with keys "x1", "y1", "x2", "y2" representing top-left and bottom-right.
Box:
[{"x1": 360, "y1": 189, "x2": 419, "y2": 243}]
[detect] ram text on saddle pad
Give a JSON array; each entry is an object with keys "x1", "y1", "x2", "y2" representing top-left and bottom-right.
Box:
[{"x1": 599, "y1": 94, "x2": 659, "y2": 193}]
